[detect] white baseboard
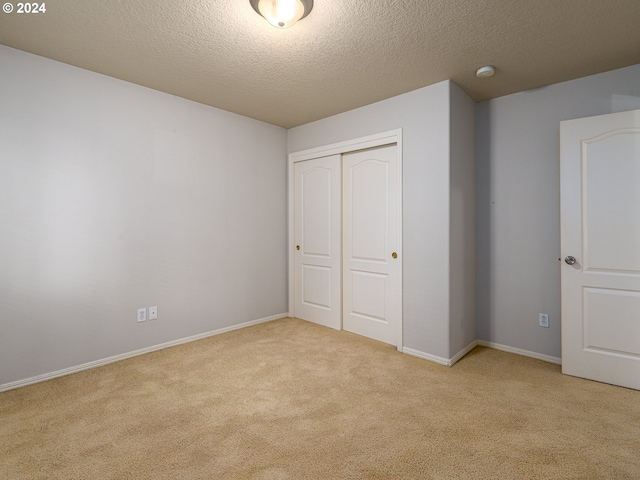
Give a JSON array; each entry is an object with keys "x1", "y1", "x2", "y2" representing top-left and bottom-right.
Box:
[
  {"x1": 402, "y1": 347, "x2": 451, "y2": 366},
  {"x1": 403, "y1": 339, "x2": 478, "y2": 367},
  {"x1": 0, "y1": 313, "x2": 289, "y2": 393},
  {"x1": 450, "y1": 340, "x2": 479, "y2": 366},
  {"x1": 2, "y1": 320, "x2": 562, "y2": 393},
  {"x1": 477, "y1": 340, "x2": 562, "y2": 365}
]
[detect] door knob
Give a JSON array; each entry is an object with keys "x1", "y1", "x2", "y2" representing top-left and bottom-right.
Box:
[
  {"x1": 296, "y1": 245, "x2": 300, "y2": 251},
  {"x1": 392, "y1": 252, "x2": 398, "y2": 259},
  {"x1": 565, "y1": 256, "x2": 576, "y2": 265}
]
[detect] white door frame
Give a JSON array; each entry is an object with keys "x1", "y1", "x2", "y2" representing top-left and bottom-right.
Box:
[{"x1": 288, "y1": 129, "x2": 403, "y2": 351}]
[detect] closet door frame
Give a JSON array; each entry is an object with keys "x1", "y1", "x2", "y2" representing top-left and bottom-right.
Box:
[{"x1": 288, "y1": 129, "x2": 403, "y2": 351}]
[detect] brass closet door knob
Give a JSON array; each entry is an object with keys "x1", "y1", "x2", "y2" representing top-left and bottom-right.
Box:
[{"x1": 392, "y1": 252, "x2": 398, "y2": 259}]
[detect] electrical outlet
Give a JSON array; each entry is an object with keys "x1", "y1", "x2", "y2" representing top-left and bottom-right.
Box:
[
  {"x1": 539, "y1": 313, "x2": 549, "y2": 328},
  {"x1": 149, "y1": 306, "x2": 158, "y2": 320},
  {"x1": 137, "y1": 308, "x2": 147, "y2": 323}
]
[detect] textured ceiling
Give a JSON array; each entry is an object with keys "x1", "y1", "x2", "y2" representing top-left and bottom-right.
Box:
[{"x1": 1, "y1": 0, "x2": 639, "y2": 128}]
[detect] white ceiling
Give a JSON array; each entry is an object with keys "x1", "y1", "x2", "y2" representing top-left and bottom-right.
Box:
[{"x1": 1, "y1": 0, "x2": 639, "y2": 128}]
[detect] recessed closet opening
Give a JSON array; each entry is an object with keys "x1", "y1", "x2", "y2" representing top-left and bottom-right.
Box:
[{"x1": 288, "y1": 130, "x2": 403, "y2": 349}]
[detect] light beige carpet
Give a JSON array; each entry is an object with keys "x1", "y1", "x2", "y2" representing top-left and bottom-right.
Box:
[{"x1": 1, "y1": 317, "x2": 639, "y2": 479}]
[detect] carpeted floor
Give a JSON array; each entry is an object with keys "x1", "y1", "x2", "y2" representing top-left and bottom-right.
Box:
[{"x1": 1, "y1": 317, "x2": 639, "y2": 479}]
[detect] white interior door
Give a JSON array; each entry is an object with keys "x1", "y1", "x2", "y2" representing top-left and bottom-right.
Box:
[
  {"x1": 294, "y1": 155, "x2": 341, "y2": 330},
  {"x1": 342, "y1": 145, "x2": 400, "y2": 345},
  {"x1": 561, "y1": 108, "x2": 640, "y2": 390}
]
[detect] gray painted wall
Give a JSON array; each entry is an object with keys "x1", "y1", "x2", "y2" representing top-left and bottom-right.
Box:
[
  {"x1": 449, "y1": 83, "x2": 476, "y2": 356},
  {"x1": 6, "y1": 44, "x2": 637, "y2": 385},
  {"x1": 289, "y1": 81, "x2": 476, "y2": 360},
  {"x1": 0, "y1": 47, "x2": 288, "y2": 385},
  {"x1": 477, "y1": 63, "x2": 640, "y2": 358}
]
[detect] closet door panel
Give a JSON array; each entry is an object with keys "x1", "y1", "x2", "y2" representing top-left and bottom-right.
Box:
[
  {"x1": 343, "y1": 145, "x2": 399, "y2": 345},
  {"x1": 293, "y1": 155, "x2": 341, "y2": 329}
]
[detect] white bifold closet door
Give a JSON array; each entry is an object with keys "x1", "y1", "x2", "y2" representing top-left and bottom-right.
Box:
[{"x1": 293, "y1": 145, "x2": 400, "y2": 346}]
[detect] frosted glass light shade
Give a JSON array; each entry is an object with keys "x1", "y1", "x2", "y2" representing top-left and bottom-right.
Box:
[{"x1": 251, "y1": 0, "x2": 313, "y2": 29}]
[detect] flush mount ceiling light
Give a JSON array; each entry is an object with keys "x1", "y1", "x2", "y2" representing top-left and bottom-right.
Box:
[
  {"x1": 476, "y1": 65, "x2": 496, "y2": 78},
  {"x1": 250, "y1": 0, "x2": 313, "y2": 29}
]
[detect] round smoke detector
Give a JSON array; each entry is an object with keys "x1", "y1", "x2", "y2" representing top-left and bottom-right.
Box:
[{"x1": 476, "y1": 65, "x2": 496, "y2": 78}]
